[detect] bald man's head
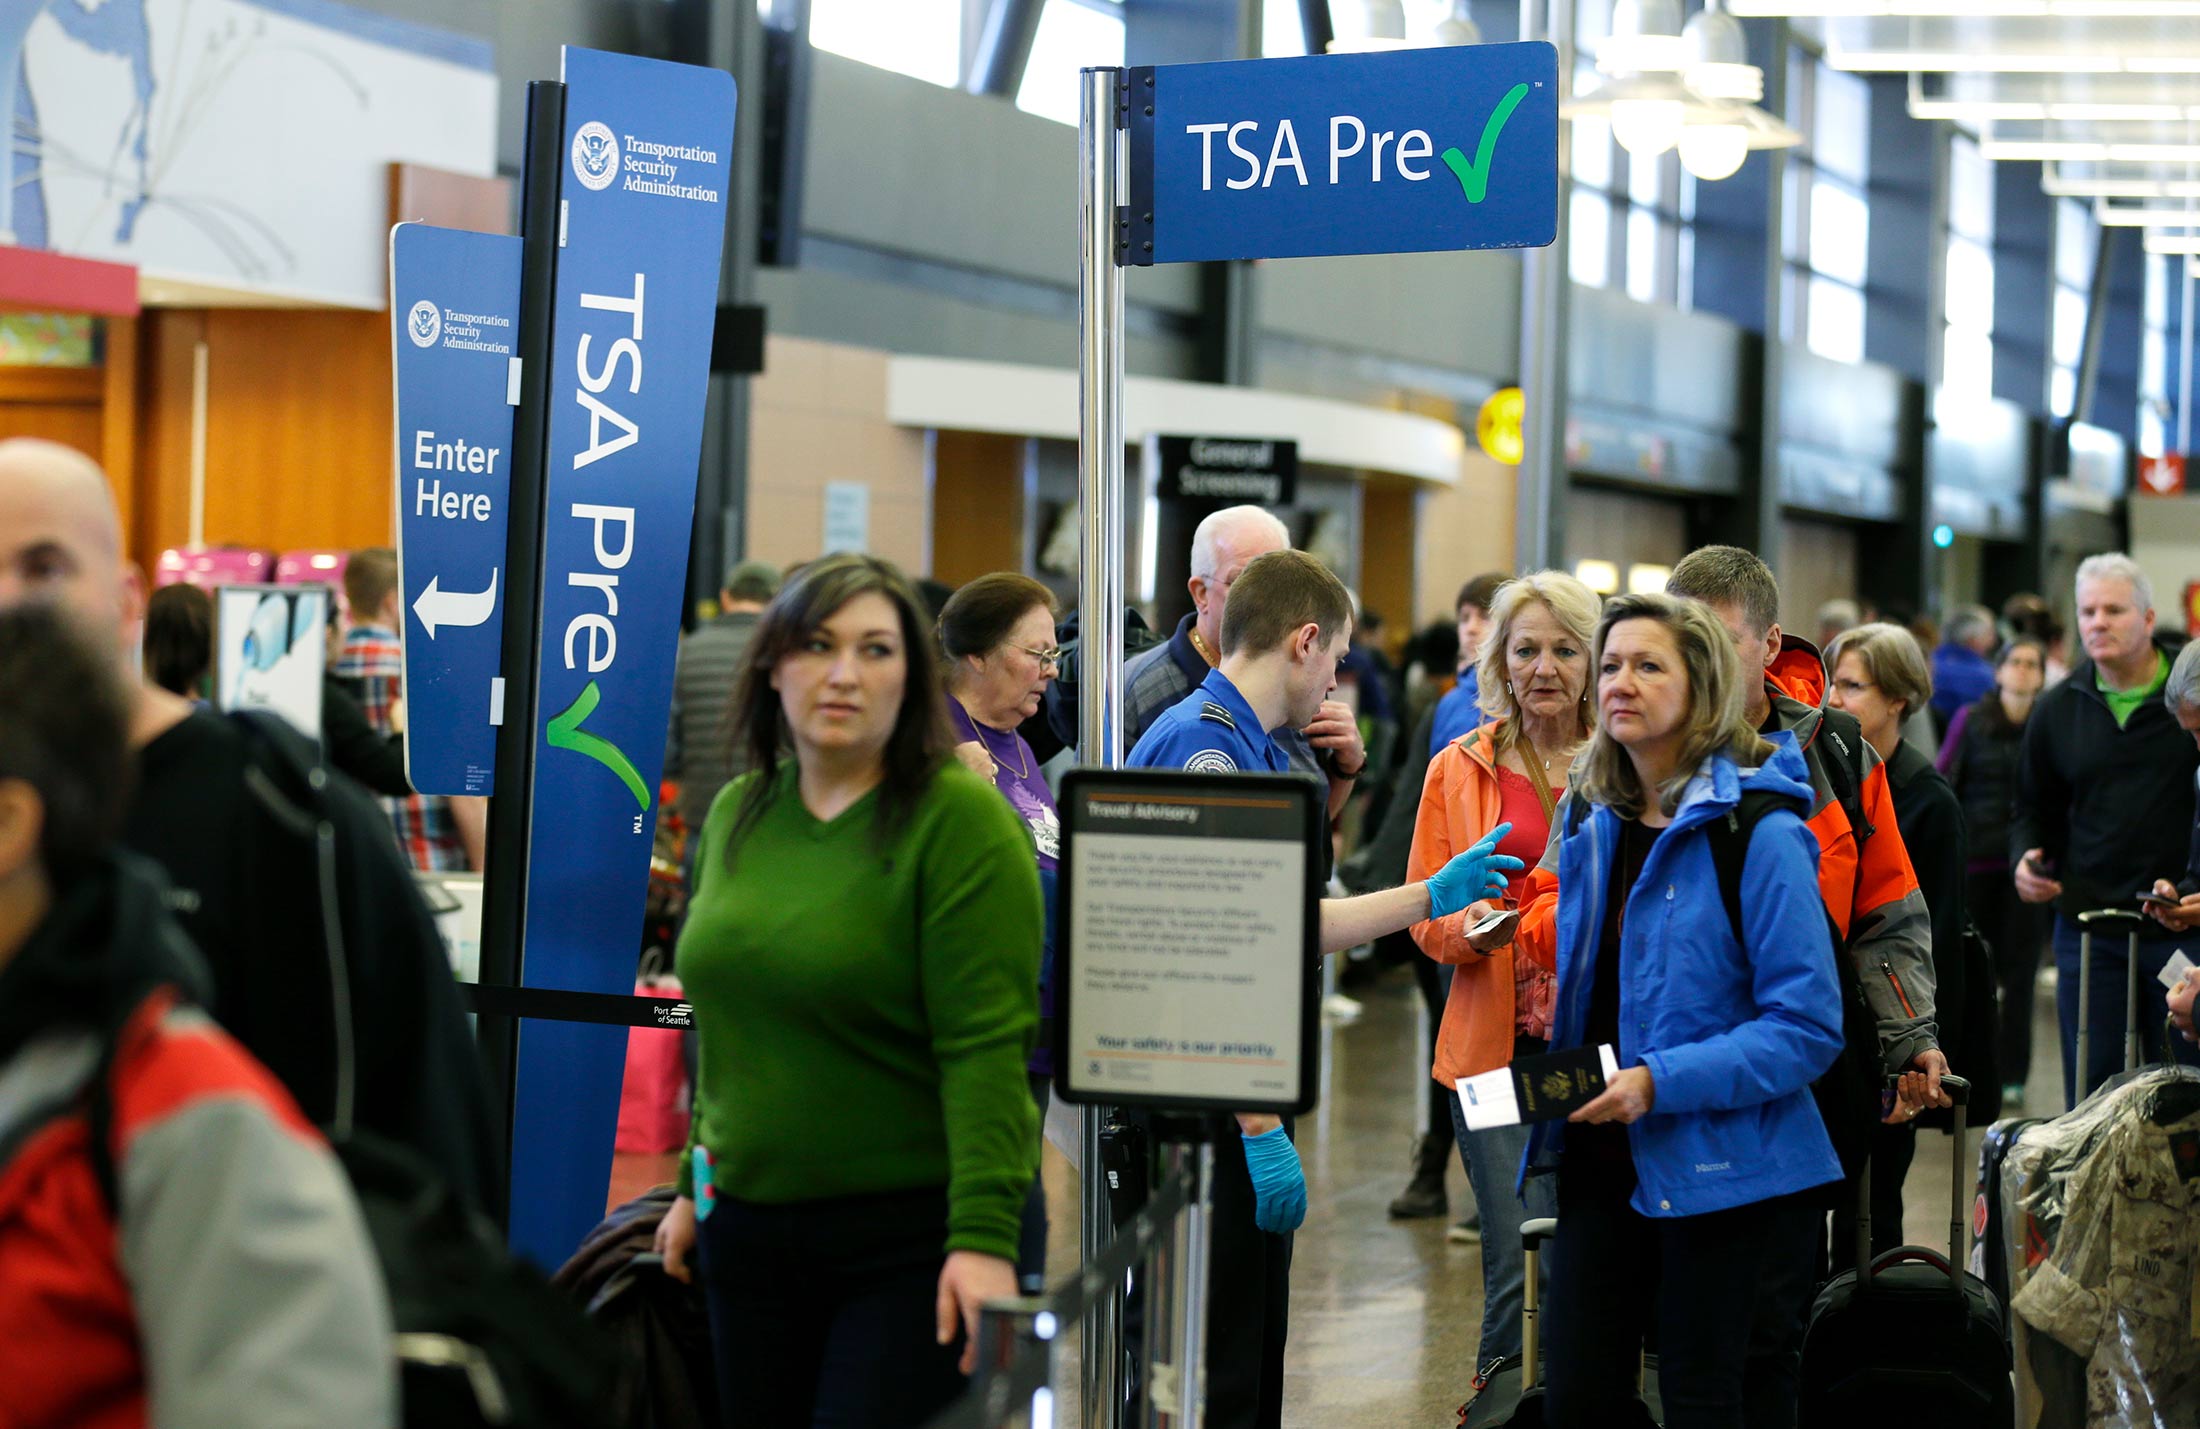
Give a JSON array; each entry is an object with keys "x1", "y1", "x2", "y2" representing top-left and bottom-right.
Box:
[{"x1": 0, "y1": 438, "x2": 138, "y2": 658}]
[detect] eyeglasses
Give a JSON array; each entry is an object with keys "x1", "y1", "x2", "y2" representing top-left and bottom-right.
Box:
[
  {"x1": 1008, "y1": 642, "x2": 1065, "y2": 670},
  {"x1": 1830, "y1": 679, "x2": 1877, "y2": 699}
]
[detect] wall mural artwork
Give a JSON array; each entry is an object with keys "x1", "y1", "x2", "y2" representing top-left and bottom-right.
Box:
[{"x1": 2, "y1": 0, "x2": 496, "y2": 307}]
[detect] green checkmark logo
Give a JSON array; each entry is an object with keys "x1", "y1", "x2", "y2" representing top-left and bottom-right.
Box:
[
  {"x1": 1440, "y1": 82, "x2": 1532, "y2": 204},
  {"x1": 547, "y1": 679, "x2": 651, "y2": 811}
]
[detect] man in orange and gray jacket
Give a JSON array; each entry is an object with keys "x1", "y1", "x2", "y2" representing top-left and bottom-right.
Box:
[{"x1": 1509, "y1": 547, "x2": 1949, "y2": 1429}]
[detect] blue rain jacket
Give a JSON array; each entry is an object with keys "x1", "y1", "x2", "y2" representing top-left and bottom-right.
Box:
[{"x1": 1523, "y1": 733, "x2": 1846, "y2": 1218}]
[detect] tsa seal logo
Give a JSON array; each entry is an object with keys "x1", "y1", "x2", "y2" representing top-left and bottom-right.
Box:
[
  {"x1": 407, "y1": 300, "x2": 440, "y2": 348},
  {"x1": 572, "y1": 121, "x2": 620, "y2": 191}
]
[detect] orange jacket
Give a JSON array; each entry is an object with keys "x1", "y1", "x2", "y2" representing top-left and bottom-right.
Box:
[
  {"x1": 1408, "y1": 727, "x2": 1562, "y2": 1086},
  {"x1": 1513, "y1": 634, "x2": 1939, "y2": 1072}
]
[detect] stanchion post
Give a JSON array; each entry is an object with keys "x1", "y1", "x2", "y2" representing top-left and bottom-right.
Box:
[
  {"x1": 473, "y1": 78, "x2": 566, "y2": 1214},
  {"x1": 1078, "y1": 61, "x2": 1130, "y2": 1429},
  {"x1": 1171, "y1": 1141, "x2": 1215, "y2": 1429}
]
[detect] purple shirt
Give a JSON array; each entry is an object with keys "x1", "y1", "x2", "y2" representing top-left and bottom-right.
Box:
[{"x1": 950, "y1": 700, "x2": 1059, "y2": 870}]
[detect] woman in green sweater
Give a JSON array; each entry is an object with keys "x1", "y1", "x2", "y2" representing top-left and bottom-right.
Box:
[{"x1": 653, "y1": 554, "x2": 1043, "y2": 1428}]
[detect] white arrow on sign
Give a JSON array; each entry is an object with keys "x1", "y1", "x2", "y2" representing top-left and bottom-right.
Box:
[{"x1": 413, "y1": 569, "x2": 499, "y2": 639}]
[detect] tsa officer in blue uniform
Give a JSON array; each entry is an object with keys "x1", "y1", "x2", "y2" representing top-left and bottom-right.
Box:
[{"x1": 1128, "y1": 550, "x2": 1520, "y2": 1429}]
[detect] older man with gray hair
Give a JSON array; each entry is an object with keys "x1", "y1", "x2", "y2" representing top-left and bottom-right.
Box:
[
  {"x1": 2011, "y1": 552, "x2": 2200, "y2": 1104},
  {"x1": 1121, "y1": 505, "x2": 1365, "y2": 822},
  {"x1": 1931, "y1": 603, "x2": 2000, "y2": 726}
]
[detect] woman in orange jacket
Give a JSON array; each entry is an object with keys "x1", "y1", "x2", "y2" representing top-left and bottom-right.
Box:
[{"x1": 1408, "y1": 569, "x2": 1600, "y2": 1378}]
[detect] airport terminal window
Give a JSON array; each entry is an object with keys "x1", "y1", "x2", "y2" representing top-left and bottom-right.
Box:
[
  {"x1": 1781, "y1": 54, "x2": 1869, "y2": 364},
  {"x1": 1941, "y1": 132, "x2": 1996, "y2": 406},
  {"x1": 2051, "y1": 199, "x2": 2096, "y2": 419},
  {"x1": 1016, "y1": 0, "x2": 1128, "y2": 125},
  {"x1": 2140, "y1": 253, "x2": 2174, "y2": 456},
  {"x1": 809, "y1": 0, "x2": 963, "y2": 87},
  {"x1": 1567, "y1": 9, "x2": 1693, "y2": 309}
]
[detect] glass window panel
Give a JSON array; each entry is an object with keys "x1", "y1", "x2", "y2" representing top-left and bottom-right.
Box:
[
  {"x1": 2141, "y1": 404, "x2": 2167, "y2": 459},
  {"x1": 2051, "y1": 365, "x2": 2077, "y2": 418},
  {"x1": 2056, "y1": 200, "x2": 2097, "y2": 292},
  {"x1": 1629, "y1": 148, "x2": 1663, "y2": 207},
  {"x1": 1780, "y1": 264, "x2": 1808, "y2": 346},
  {"x1": 1573, "y1": 113, "x2": 1613, "y2": 190},
  {"x1": 1787, "y1": 48, "x2": 1810, "y2": 133},
  {"x1": 1262, "y1": 0, "x2": 1308, "y2": 56},
  {"x1": 1949, "y1": 134, "x2": 1995, "y2": 242},
  {"x1": 1810, "y1": 179, "x2": 1869, "y2": 288},
  {"x1": 1678, "y1": 223, "x2": 1696, "y2": 311},
  {"x1": 2052, "y1": 284, "x2": 2088, "y2": 370},
  {"x1": 811, "y1": 0, "x2": 962, "y2": 87},
  {"x1": 1782, "y1": 163, "x2": 1810, "y2": 264},
  {"x1": 1576, "y1": 0, "x2": 1612, "y2": 50},
  {"x1": 1571, "y1": 189, "x2": 1611, "y2": 288},
  {"x1": 2144, "y1": 328, "x2": 2169, "y2": 398},
  {"x1": 1943, "y1": 325, "x2": 1995, "y2": 405},
  {"x1": 1628, "y1": 206, "x2": 1660, "y2": 303},
  {"x1": 1813, "y1": 67, "x2": 1870, "y2": 184},
  {"x1": 1945, "y1": 235, "x2": 1995, "y2": 335},
  {"x1": 1807, "y1": 276, "x2": 1866, "y2": 364},
  {"x1": 1016, "y1": 0, "x2": 1128, "y2": 125},
  {"x1": 2146, "y1": 253, "x2": 2170, "y2": 332}
]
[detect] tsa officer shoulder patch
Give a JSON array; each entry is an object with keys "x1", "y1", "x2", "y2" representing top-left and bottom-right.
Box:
[
  {"x1": 1184, "y1": 748, "x2": 1240, "y2": 774},
  {"x1": 1199, "y1": 701, "x2": 1237, "y2": 730}
]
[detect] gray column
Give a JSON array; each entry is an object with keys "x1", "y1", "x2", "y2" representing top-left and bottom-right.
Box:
[{"x1": 1514, "y1": 0, "x2": 1573, "y2": 571}]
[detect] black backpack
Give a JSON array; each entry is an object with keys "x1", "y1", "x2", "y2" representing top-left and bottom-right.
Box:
[{"x1": 88, "y1": 726, "x2": 616, "y2": 1428}]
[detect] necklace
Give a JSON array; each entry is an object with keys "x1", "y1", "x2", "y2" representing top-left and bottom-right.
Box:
[
  {"x1": 1189, "y1": 626, "x2": 1220, "y2": 667},
  {"x1": 975, "y1": 719, "x2": 1030, "y2": 778}
]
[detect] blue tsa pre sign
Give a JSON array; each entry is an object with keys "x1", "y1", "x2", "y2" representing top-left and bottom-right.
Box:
[
  {"x1": 389, "y1": 222, "x2": 522, "y2": 797},
  {"x1": 1126, "y1": 42, "x2": 1558, "y2": 265},
  {"x1": 509, "y1": 45, "x2": 734, "y2": 1268}
]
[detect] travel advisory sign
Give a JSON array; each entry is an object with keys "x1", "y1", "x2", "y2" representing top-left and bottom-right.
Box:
[
  {"x1": 389, "y1": 222, "x2": 522, "y2": 797},
  {"x1": 1126, "y1": 41, "x2": 1558, "y2": 264},
  {"x1": 510, "y1": 45, "x2": 734, "y2": 1265}
]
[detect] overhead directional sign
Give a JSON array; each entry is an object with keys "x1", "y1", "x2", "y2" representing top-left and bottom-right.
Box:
[
  {"x1": 390, "y1": 221, "x2": 522, "y2": 797},
  {"x1": 1126, "y1": 42, "x2": 1559, "y2": 265},
  {"x1": 508, "y1": 45, "x2": 736, "y2": 1269}
]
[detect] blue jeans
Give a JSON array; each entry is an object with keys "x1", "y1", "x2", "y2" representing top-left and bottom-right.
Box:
[
  {"x1": 2052, "y1": 913, "x2": 2200, "y2": 1108},
  {"x1": 1449, "y1": 1094, "x2": 1558, "y2": 1369}
]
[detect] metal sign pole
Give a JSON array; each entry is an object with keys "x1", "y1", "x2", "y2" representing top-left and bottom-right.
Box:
[{"x1": 1079, "y1": 62, "x2": 1128, "y2": 1429}]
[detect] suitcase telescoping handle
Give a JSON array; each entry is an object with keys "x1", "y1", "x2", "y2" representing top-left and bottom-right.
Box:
[
  {"x1": 1520, "y1": 1217, "x2": 1557, "y2": 1390},
  {"x1": 2076, "y1": 907, "x2": 2147, "y2": 1094},
  {"x1": 1856, "y1": 1074, "x2": 1970, "y2": 1291}
]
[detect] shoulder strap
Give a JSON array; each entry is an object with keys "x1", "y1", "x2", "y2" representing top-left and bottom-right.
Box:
[
  {"x1": 1707, "y1": 788, "x2": 1791, "y2": 947},
  {"x1": 1814, "y1": 707, "x2": 1875, "y2": 845}
]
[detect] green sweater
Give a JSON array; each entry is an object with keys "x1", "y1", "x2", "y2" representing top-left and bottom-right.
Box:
[{"x1": 675, "y1": 760, "x2": 1043, "y2": 1261}]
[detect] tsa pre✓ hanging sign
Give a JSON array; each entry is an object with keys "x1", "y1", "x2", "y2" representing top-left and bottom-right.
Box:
[{"x1": 1125, "y1": 41, "x2": 1559, "y2": 265}]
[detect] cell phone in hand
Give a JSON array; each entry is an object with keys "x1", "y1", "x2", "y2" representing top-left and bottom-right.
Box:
[
  {"x1": 1467, "y1": 909, "x2": 1519, "y2": 950},
  {"x1": 2138, "y1": 889, "x2": 2181, "y2": 911}
]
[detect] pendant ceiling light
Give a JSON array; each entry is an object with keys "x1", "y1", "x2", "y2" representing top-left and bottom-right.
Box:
[{"x1": 1563, "y1": 0, "x2": 1801, "y2": 174}]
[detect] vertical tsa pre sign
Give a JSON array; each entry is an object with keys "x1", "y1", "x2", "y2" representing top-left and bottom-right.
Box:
[
  {"x1": 509, "y1": 46, "x2": 735, "y2": 1266},
  {"x1": 389, "y1": 222, "x2": 522, "y2": 797}
]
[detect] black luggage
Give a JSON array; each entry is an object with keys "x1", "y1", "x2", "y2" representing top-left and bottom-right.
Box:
[
  {"x1": 1797, "y1": 1074, "x2": 2013, "y2": 1429},
  {"x1": 1969, "y1": 1113, "x2": 2043, "y2": 1314},
  {"x1": 1457, "y1": 1217, "x2": 1661, "y2": 1428}
]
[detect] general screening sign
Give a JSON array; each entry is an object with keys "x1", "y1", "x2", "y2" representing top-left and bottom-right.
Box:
[{"x1": 1126, "y1": 41, "x2": 1558, "y2": 264}]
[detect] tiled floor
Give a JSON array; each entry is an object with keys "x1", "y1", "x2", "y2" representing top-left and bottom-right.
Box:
[{"x1": 1029, "y1": 959, "x2": 2069, "y2": 1429}]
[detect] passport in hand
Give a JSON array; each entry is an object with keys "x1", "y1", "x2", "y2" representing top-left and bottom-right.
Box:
[{"x1": 1457, "y1": 1044, "x2": 1619, "y2": 1130}]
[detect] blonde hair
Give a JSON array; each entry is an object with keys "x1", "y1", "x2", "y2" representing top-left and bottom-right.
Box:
[
  {"x1": 1569, "y1": 592, "x2": 1775, "y2": 819},
  {"x1": 1824, "y1": 622, "x2": 1933, "y2": 722},
  {"x1": 1474, "y1": 570, "x2": 1601, "y2": 727}
]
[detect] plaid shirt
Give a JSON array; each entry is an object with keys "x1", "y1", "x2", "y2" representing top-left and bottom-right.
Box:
[{"x1": 334, "y1": 624, "x2": 468, "y2": 872}]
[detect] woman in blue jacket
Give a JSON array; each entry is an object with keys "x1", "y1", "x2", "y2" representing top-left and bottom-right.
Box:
[{"x1": 1531, "y1": 592, "x2": 1845, "y2": 1429}]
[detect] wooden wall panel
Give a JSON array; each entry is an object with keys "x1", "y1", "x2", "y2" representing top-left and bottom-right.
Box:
[
  {"x1": 1358, "y1": 478, "x2": 1417, "y2": 660},
  {"x1": 930, "y1": 430, "x2": 1025, "y2": 586},
  {"x1": 0, "y1": 366, "x2": 104, "y2": 461},
  {"x1": 133, "y1": 307, "x2": 394, "y2": 573}
]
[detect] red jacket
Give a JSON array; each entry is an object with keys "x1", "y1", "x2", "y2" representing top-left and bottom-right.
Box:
[{"x1": 0, "y1": 860, "x2": 392, "y2": 1429}]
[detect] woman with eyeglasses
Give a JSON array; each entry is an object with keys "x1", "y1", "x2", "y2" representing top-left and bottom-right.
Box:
[
  {"x1": 1824, "y1": 621, "x2": 1971, "y2": 1251},
  {"x1": 937, "y1": 573, "x2": 1063, "y2": 1293}
]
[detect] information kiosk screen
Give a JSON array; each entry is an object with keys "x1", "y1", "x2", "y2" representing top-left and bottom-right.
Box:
[{"x1": 1055, "y1": 769, "x2": 1321, "y2": 1117}]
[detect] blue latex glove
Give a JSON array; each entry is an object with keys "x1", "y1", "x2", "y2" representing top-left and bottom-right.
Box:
[
  {"x1": 1240, "y1": 1126, "x2": 1308, "y2": 1234},
  {"x1": 1425, "y1": 822, "x2": 1526, "y2": 919}
]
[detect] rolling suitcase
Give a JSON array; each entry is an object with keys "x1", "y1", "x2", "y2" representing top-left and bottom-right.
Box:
[
  {"x1": 2075, "y1": 907, "x2": 2149, "y2": 1102},
  {"x1": 1797, "y1": 1075, "x2": 2012, "y2": 1429},
  {"x1": 1457, "y1": 1217, "x2": 1661, "y2": 1428},
  {"x1": 1969, "y1": 1113, "x2": 2043, "y2": 1315}
]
